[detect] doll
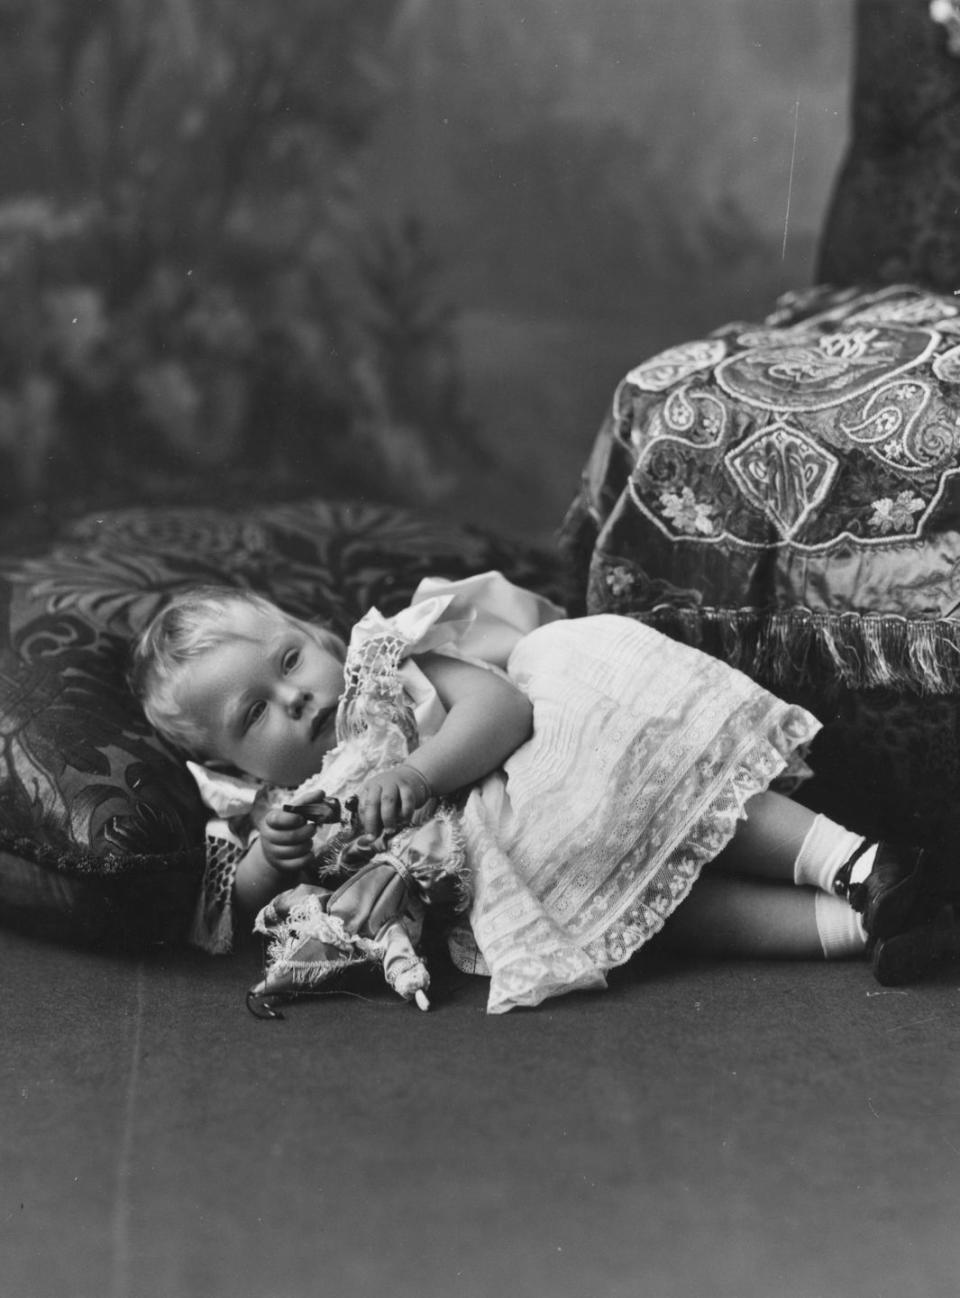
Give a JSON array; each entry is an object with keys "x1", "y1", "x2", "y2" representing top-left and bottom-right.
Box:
[{"x1": 246, "y1": 791, "x2": 469, "y2": 1017}]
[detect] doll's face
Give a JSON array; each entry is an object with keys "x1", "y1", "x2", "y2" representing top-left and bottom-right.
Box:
[{"x1": 175, "y1": 605, "x2": 344, "y2": 786}]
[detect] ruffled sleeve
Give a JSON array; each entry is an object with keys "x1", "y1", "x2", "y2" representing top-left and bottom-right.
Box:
[
  {"x1": 184, "y1": 760, "x2": 269, "y2": 954},
  {"x1": 346, "y1": 571, "x2": 566, "y2": 743},
  {"x1": 408, "y1": 570, "x2": 565, "y2": 669},
  {"x1": 350, "y1": 570, "x2": 564, "y2": 667}
]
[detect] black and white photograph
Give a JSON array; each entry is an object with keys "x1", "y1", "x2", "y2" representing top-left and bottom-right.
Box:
[{"x1": 3, "y1": 3, "x2": 959, "y2": 1296}]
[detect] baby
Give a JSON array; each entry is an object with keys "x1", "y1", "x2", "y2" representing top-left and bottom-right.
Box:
[
  {"x1": 131, "y1": 574, "x2": 955, "y2": 1013},
  {"x1": 132, "y1": 584, "x2": 531, "y2": 918}
]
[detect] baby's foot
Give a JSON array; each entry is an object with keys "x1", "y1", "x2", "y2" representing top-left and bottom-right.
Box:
[{"x1": 833, "y1": 842, "x2": 942, "y2": 939}]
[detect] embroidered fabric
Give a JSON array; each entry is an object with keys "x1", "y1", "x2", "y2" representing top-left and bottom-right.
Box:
[{"x1": 562, "y1": 285, "x2": 960, "y2": 695}]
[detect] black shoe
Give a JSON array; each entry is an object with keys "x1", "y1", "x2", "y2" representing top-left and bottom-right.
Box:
[
  {"x1": 871, "y1": 907, "x2": 960, "y2": 986},
  {"x1": 833, "y1": 841, "x2": 941, "y2": 940}
]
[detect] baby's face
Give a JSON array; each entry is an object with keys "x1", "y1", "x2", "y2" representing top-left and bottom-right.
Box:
[{"x1": 175, "y1": 606, "x2": 344, "y2": 786}]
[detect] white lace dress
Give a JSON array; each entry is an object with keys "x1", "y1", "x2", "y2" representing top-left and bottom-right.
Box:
[{"x1": 190, "y1": 571, "x2": 821, "y2": 1013}]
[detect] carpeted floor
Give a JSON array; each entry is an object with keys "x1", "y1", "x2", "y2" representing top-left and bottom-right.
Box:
[{"x1": 4, "y1": 923, "x2": 960, "y2": 1298}]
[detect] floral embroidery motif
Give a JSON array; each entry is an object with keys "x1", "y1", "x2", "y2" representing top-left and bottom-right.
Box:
[
  {"x1": 605, "y1": 566, "x2": 635, "y2": 596},
  {"x1": 659, "y1": 487, "x2": 716, "y2": 535},
  {"x1": 933, "y1": 344, "x2": 960, "y2": 384},
  {"x1": 868, "y1": 492, "x2": 927, "y2": 535}
]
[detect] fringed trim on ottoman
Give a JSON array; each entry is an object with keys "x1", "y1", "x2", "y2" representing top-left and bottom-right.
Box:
[{"x1": 634, "y1": 605, "x2": 960, "y2": 695}]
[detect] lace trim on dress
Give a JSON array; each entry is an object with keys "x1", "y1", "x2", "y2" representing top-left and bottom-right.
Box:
[
  {"x1": 191, "y1": 826, "x2": 246, "y2": 954},
  {"x1": 579, "y1": 719, "x2": 814, "y2": 970},
  {"x1": 476, "y1": 707, "x2": 819, "y2": 1012},
  {"x1": 337, "y1": 631, "x2": 419, "y2": 750}
]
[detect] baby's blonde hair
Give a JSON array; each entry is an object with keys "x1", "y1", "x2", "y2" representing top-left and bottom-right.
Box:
[{"x1": 129, "y1": 585, "x2": 346, "y2": 755}]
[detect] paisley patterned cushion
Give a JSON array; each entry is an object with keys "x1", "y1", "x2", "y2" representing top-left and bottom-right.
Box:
[
  {"x1": 562, "y1": 284, "x2": 960, "y2": 842},
  {"x1": 0, "y1": 498, "x2": 564, "y2": 948}
]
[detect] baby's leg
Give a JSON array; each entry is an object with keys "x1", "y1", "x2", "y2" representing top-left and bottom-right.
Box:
[
  {"x1": 710, "y1": 790, "x2": 943, "y2": 959},
  {"x1": 678, "y1": 793, "x2": 956, "y2": 978},
  {"x1": 659, "y1": 875, "x2": 865, "y2": 961},
  {"x1": 712, "y1": 789, "x2": 840, "y2": 881}
]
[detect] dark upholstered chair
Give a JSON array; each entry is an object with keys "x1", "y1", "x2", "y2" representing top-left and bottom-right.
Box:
[{"x1": 818, "y1": 0, "x2": 960, "y2": 292}]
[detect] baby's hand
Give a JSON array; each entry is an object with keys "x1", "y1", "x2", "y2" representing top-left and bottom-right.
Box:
[
  {"x1": 260, "y1": 808, "x2": 316, "y2": 874},
  {"x1": 357, "y1": 764, "x2": 433, "y2": 836}
]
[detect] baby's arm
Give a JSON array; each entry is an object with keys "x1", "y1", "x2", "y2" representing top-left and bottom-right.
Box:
[
  {"x1": 357, "y1": 651, "x2": 533, "y2": 834},
  {"x1": 411, "y1": 652, "x2": 533, "y2": 792}
]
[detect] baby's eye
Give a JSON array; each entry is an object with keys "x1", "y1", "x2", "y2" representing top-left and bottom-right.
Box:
[
  {"x1": 282, "y1": 647, "x2": 302, "y2": 674},
  {"x1": 244, "y1": 700, "x2": 266, "y2": 730}
]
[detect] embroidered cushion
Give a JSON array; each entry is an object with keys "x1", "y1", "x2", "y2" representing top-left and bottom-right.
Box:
[
  {"x1": 0, "y1": 498, "x2": 564, "y2": 949},
  {"x1": 561, "y1": 283, "x2": 960, "y2": 841}
]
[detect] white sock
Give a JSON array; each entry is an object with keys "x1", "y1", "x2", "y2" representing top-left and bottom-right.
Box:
[
  {"x1": 793, "y1": 814, "x2": 877, "y2": 895},
  {"x1": 814, "y1": 892, "x2": 868, "y2": 959}
]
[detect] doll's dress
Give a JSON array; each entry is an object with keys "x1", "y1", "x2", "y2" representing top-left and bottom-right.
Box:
[
  {"x1": 249, "y1": 863, "x2": 433, "y2": 1009},
  {"x1": 189, "y1": 571, "x2": 821, "y2": 1013}
]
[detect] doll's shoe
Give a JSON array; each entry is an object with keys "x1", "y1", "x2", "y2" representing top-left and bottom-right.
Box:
[
  {"x1": 833, "y1": 842, "x2": 942, "y2": 940},
  {"x1": 871, "y1": 907, "x2": 960, "y2": 986}
]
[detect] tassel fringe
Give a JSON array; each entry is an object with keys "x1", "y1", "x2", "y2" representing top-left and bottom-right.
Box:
[
  {"x1": 189, "y1": 891, "x2": 235, "y2": 955},
  {"x1": 637, "y1": 606, "x2": 960, "y2": 695}
]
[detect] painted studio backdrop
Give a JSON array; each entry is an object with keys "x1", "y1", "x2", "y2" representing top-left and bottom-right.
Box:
[{"x1": 0, "y1": 1, "x2": 852, "y2": 543}]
